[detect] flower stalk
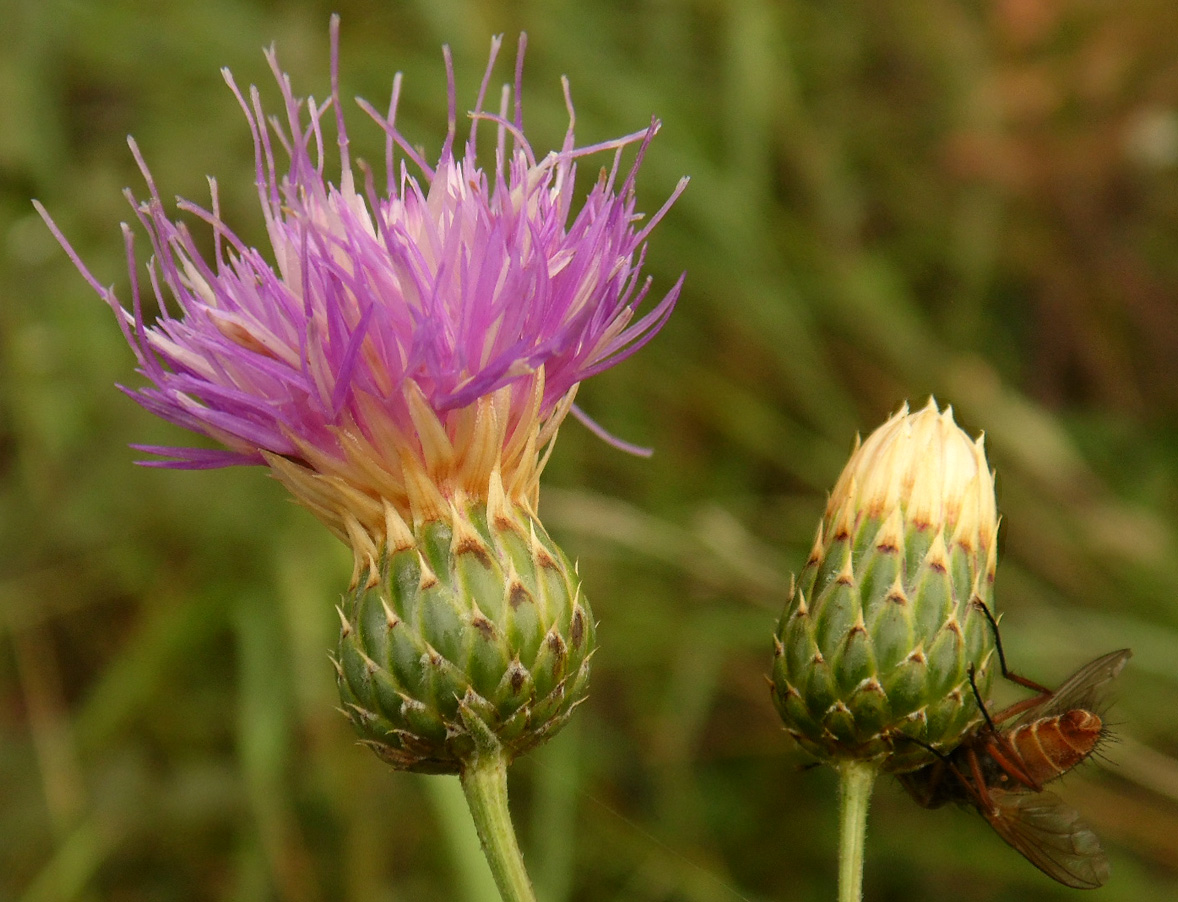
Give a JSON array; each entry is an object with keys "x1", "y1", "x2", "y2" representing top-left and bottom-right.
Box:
[
  {"x1": 460, "y1": 744, "x2": 537, "y2": 902},
  {"x1": 836, "y1": 761, "x2": 877, "y2": 902}
]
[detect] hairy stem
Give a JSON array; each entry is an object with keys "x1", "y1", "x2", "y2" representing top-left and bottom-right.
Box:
[
  {"x1": 837, "y1": 760, "x2": 878, "y2": 902},
  {"x1": 459, "y1": 749, "x2": 536, "y2": 902}
]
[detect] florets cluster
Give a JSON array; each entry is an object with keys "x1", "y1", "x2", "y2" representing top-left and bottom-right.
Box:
[{"x1": 39, "y1": 20, "x2": 686, "y2": 564}]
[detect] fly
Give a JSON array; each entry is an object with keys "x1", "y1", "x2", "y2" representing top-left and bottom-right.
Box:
[{"x1": 898, "y1": 648, "x2": 1131, "y2": 889}]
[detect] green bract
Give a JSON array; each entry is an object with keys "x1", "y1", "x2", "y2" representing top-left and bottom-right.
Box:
[
  {"x1": 336, "y1": 498, "x2": 593, "y2": 774},
  {"x1": 771, "y1": 400, "x2": 999, "y2": 772}
]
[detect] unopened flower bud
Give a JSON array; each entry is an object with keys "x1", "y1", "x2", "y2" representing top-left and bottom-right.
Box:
[{"x1": 771, "y1": 399, "x2": 1000, "y2": 771}]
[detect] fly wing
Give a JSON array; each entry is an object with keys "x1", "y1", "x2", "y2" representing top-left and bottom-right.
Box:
[
  {"x1": 981, "y1": 788, "x2": 1110, "y2": 889},
  {"x1": 1011, "y1": 649, "x2": 1132, "y2": 726}
]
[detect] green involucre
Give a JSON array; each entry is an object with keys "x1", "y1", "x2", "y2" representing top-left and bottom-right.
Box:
[
  {"x1": 771, "y1": 511, "x2": 995, "y2": 772},
  {"x1": 336, "y1": 501, "x2": 593, "y2": 773}
]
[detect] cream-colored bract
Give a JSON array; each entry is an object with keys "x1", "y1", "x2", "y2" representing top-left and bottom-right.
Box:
[
  {"x1": 264, "y1": 367, "x2": 575, "y2": 581},
  {"x1": 825, "y1": 398, "x2": 998, "y2": 576}
]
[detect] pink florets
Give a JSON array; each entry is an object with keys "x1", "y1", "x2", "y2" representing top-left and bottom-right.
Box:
[{"x1": 41, "y1": 19, "x2": 686, "y2": 474}]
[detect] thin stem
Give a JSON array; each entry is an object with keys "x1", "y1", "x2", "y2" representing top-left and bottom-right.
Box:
[
  {"x1": 837, "y1": 760, "x2": 878, "y2": 902},
  {"x1": 460, "y1": 748, "x2": 537, "y2": 902}
]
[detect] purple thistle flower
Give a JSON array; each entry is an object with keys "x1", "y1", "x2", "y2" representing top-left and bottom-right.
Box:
[{"x1": 39, "y1": 18, "x2": 686, "y2": 558}]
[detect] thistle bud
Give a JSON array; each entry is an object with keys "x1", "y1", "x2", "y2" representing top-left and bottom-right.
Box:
[{"x1": 771, "y1": 400, "x2": 1000, "y2": 771}]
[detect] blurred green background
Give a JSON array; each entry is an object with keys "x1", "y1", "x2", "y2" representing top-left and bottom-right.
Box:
[{"x1": 4, "y1": 0, "x2": 1178, "y2": 899}]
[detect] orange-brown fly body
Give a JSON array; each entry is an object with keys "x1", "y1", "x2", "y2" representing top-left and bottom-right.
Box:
[{"x1": 898, "y1": 649, "x2": 1130, "y2": 889}]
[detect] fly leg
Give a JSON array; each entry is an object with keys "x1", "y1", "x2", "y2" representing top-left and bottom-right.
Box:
[
  {"x1": 966, "y1": 665, "x2": 1044, "y2": 791},
  {"x1": 972, "y1": 598, "x2": 1051, "y2": 695},
  {"x1": 965, "y1": 746, "x2": 997, "y2": 812}
]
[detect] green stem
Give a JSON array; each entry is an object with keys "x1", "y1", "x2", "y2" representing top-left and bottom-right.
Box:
[
  {"x1": 837, "y1": 760, "x2": 878, "y2": 902},
  {"x1": 459, "y1": 748, "x2": 537, "y2": 902}
]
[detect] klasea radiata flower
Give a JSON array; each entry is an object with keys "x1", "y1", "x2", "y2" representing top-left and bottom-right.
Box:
[
  {"x1": 771, "y1": 399, "x2": 1000, "y2": 772},
  {"x1": 39, "y1": 19, "x2": 686, "y2": 775}
]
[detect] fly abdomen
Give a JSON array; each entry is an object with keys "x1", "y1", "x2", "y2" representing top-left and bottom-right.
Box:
[{"x1": 1008, "y1": 710, "x2": 1103, "y2": 783}]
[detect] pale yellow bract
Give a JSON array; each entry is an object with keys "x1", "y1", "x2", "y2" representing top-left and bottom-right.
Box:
[
  {"x1": 824, "y1": 398, "x2": 999, "y2": 584},
  {"x1": 264, "y1": 369, "x2": 575, "y2": 585}
]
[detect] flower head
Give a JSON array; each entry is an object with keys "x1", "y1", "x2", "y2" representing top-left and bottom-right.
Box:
[
  {"x1": 39, "y1": 19, "x2": 686, "y2": 567},
  {"x1": 771, "y1": 399, "x2": 1000, "y2": 771}
]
